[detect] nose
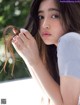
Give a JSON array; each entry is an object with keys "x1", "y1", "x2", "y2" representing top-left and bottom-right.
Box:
[{"x1": 42, "y1": 18, "x2": 50, "y2": 29}]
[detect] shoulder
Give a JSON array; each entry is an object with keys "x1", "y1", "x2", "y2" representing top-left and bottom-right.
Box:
[
  {"x1": 59, "y1": 32, "x2": 80, "y2": 41},
  {"x1": 57, "y1": 32, "x2": 80, "y2": 54},
  {"x1": 58, "y1": 32, "x2": 80, "y2": 47},
  {"x1": 57, "y1": 32, "x2": 80, "y2": 78}
]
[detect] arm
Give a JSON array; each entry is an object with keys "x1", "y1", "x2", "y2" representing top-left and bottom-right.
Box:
[
  {"x1": 27, "y1": 59, "x2": 63, "y2": 105},
  {"x1": 27, "y1": 58, "x2": 80, "y2": 105},
  {"x1": 57, "y1": 32, "x2": 80, "y2": 105},
  {"x1": 60, "y1": 76, "x2": 80, "y2": 105},
  {"x1": 12, "y1": 30, "x2": 80, "y2": 105}
]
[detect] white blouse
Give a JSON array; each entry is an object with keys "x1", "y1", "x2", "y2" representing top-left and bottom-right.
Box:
[{"x1": 57, "y1": 32, "x2": 80, "y2": 105}]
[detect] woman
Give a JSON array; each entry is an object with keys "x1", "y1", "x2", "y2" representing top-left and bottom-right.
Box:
[{"x1": 12, "y1": 0, "x2": 80, "y2": 105}]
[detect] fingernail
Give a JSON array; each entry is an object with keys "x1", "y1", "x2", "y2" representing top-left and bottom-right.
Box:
[{"x1": 13, "y1": 27, "x2": 20, "y2": 35}]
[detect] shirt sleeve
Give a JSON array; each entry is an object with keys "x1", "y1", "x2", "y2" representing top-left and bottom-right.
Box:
[{"x1": 57, "y1": 32, "x2": 80, "y2": 78}]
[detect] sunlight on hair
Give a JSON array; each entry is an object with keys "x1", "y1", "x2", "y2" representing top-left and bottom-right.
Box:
[
  {"x1": 0, "y1": 45, "x2": 13, "y2": 64},
  {"x1": 2, "y1": 25, "x2": 20, "y2": 76}
]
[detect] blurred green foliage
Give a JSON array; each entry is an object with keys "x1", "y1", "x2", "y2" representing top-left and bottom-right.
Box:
[{"x1": 0, "y1": 0, "x2": 32, "y2": 82}]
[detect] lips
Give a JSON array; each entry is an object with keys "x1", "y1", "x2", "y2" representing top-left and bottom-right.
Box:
[{"x1": 42, "y1": 32, "x2": 51, "y2": 36}]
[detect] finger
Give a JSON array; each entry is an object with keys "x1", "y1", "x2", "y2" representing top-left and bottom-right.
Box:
[
  {"x1": 12, "y1": 36, "x2": 24, "y2": 51},
  {"x1": 20, "y1": 28, "x2": 33, "y2": 39},
  {"x1": 19, "y1": 32, "x2": 28, "y2": 43}
]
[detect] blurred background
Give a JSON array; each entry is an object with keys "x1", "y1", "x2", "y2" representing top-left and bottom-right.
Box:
[{"x1": 0, "y1": 0, "x2": 32, "y2": 82}]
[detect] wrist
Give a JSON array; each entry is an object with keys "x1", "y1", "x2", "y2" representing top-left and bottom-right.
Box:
[
  {"x1": 24, "y1": 57, "x2": 42, "y2": 68},
  {"x1": 31, "y1": 58, "x2": 42, "y2": 67}
]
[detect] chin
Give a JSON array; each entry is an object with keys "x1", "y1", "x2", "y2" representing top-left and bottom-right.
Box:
[{"x1": 44, "y1": 41, "x2": 54, "y2": 45}]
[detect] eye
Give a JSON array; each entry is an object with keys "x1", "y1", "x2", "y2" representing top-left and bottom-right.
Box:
[
  {"x1": 38, "y1": 15, "x2": 44, "y2": 20},
  {"x1": 51, "y1": 14, "x2": 60, "y2": 19}
]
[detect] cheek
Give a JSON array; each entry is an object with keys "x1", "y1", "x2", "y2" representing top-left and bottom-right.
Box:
[
  {"x1": 38, "y1": 29, "x2": 42, "y2": 38},
  {"x1": 38, "y1": 20, "x2": 44, "y2": 31},
  {"x1": 38, "y1": 25, "x2": 42, "y2": 35},
  {"x1": 39, "y1": 25, "x2": 42, "y2": 33},
  {"x1": 56, "y1": 22, "x2": 66, "y2": 35}
]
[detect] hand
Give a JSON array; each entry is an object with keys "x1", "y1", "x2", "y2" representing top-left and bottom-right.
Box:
[{"x1": 12, "y1": 28, "x2": 40, "y2": 66}]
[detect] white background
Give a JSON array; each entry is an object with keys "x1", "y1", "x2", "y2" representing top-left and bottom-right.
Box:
[{"x1": 0, "y1": 78, "x2": 44, "y2": 105}]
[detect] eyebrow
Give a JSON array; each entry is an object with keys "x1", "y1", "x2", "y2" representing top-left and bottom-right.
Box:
[{"x1": 38, "y1": 8, "x2": 60, "y2": 14}]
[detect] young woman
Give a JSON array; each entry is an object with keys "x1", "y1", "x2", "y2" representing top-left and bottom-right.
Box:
[{"x1": 12, "y1": 0, "x2": 80, "y2": 105}]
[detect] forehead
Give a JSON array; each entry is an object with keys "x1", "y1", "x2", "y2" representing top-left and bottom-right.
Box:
[{"x1": 38, "y1": 0, "x2": 58, "y2": 11}]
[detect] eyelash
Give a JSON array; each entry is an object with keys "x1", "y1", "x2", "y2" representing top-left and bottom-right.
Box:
[
  {"x1": 38, "y1": 16, "x2": 44, "y2": 20},
  {"x1": 51, "y1": 14, "x2": 60, "y2": 19},
  {"x1": 38, "y1": 14, "x2": 60, "y2": 20}
]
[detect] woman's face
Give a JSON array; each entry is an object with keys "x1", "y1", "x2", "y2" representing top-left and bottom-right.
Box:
[{"x1": 38, "y1": 0, "x2": 66, "y2": 46}]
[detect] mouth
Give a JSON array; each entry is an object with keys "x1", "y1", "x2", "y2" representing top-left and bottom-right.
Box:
[{"x1": 42, "y1": 32, "x2": 51, "y2": 36}]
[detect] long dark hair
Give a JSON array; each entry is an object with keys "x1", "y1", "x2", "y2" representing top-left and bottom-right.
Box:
[{"x1": 25, "y1": 0, "x2": 80, "y2": 85}]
